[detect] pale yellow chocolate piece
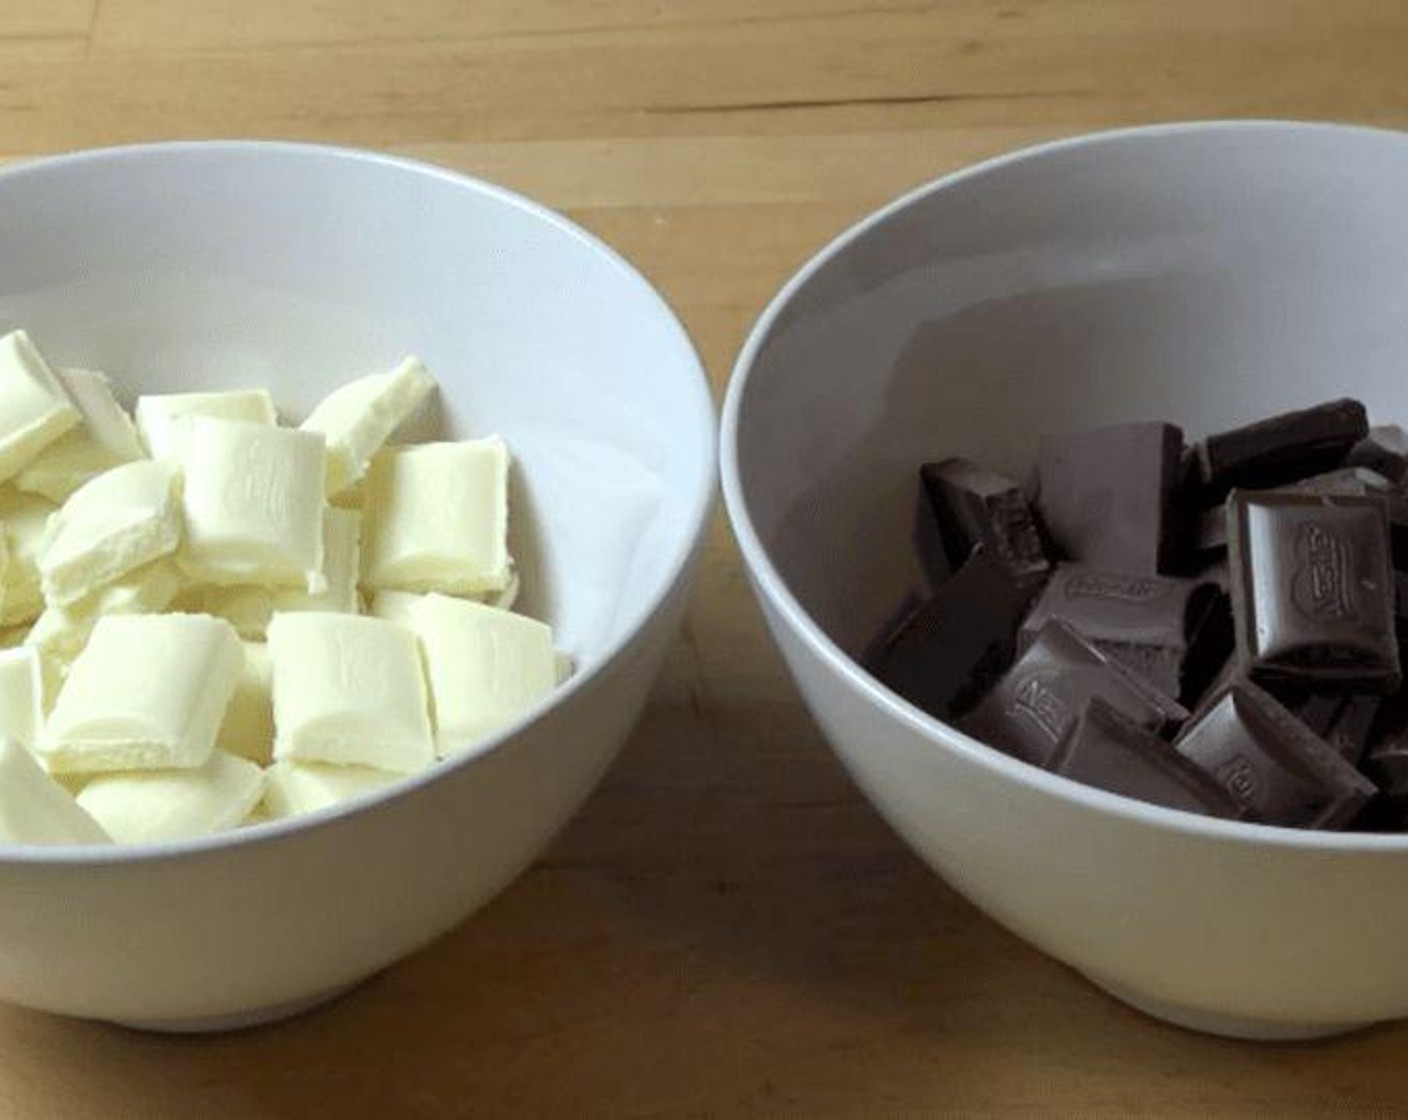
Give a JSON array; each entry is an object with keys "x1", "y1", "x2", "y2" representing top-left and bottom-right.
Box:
[
  {"x1": 0, "y1": 646, "x2": 44, "y2": 747},
  {"x1": 361, "y1": 438, "x2": 510, "y2": 595},
  {"x1": 0, "y1": 738, "x2": 108, "y2": 845},
  {"x1": 398, "y1": 594, "x2": 556, "y2": 756},
  {"x1": 40, "y1": 459, "x2": 182, "y2": 607},
  {"x1": 15, "y1": 368, "x2": 142, "y2": 503},
  {"x1": 134, "y1": 388, "x2": 277, "y2": 461},
  {"x1": 76, "y1": 749, "x2": 263, "y2": 845},
  {"x1": 27, "y1": 558, "x2": 185, "y2": 667},
  {"x1": 0, "y1": 331, "x2": 81, "y2": 484},
  {"x1": 300, "y1": 357, "x2": 436, "y2": 496},
  {"x1": 219, "y1": 641, "x2": 274, "y2": 765},
  {"x1": 268, "y1": 612, "x2": 433, "y2": 773},
  {"x1": 179, "y1": 417, "x2": 326, "y2": 591},
  {"x1": 262, "y1": 759, "x2": 400, "y2": 819},
  {"x1": 0, "y1": 488, "x2": 54, "y2": 626},
  {"x1": 39, "y1": 613, "x2": 243, "y2": 774},
  {"x1": 187, "y1": 507, "x2": 361, "y2": 639}
]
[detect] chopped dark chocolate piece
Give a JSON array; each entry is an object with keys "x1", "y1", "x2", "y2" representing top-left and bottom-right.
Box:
[
  {"x1": 1347, "y1": 424, "x2": 1408, "y2": 486},
  {"x1": 1173, "y1": 681, "x2": 1376, "y2": 828},
  {"x1": 1384, "y1": 493, "x2": 1408, "y2": 569},
  {"x1": 1049, "y1": 697, "x2": 1244, "y2": 818},
  {"x1": 1362, "y1": 693, "x2": 1408, "y2": 801},
  {"x1": 1196, "y1": 398, "x2": 1368, "y2": 499},
  {"x1": 868, "y1": 549, "x2": 1035, "y2": 721},
  {"x1": 1018, "y1": 564, "x2": 1222, "y2": 702},
  {"x1": 1226, "y1": 490, "x2": 1400, "y2": 691},
  {"x1": 917, "y1": 458, "x2": 1050, "y2": 588},
  {"x1": 1288, "y1": 691, "x2": 1380, "y2": 764},
  {"x1": 1284, "y1": 466, "x2": 1391, "y2": 497},
  {"x1": 958, "y1": 619, "x2": 1188, "y2": 768},
  {"x1": 1195, "y1": 505, "x2": 1227, "y2": 559},
  {"x1": 1034, "y1": 422, "x2": 1183, "y2": 574}
]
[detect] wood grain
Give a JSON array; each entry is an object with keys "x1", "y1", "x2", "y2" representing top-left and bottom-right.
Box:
[{"x1": 5, "y1": 2, "x2": 1408, "y2": 1115}]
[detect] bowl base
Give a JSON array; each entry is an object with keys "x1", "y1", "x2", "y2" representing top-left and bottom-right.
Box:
[
  {"x1": 108, "y1": 978, "x2": 364, "y2": 1034},
  {"x1": 1084, "y1": 974, "x2": 1377, "y2": 1041}
]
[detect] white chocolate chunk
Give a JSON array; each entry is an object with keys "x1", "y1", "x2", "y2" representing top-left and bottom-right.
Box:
[
  {"x1": 262, "y1": 760, "x2": 399, "y2": 819},
  {"x1": 400, "y1": 593, "x2": 556, "y2": 755},
  {"x1": 179, "y1": 417, "x2": 326, "y2": 590},
  {"x1": 0, "y1": 488, "x2": 54, "y2": 626},
  {"x1": 0, "y1": 646, "x2": 44, "y2": 747},
  {"x1": 28, "y1": 558, "x2": 185, "y2": 667},
  {"x1": 220, "y1": 641, "x2": 274, "y2": 765},
  {"x1": 40, "y1": 459, "x2": 182, "y2": 607},
  {"x1": 300, "y1": 357, "x2": 436, "y2": 495},
  {"x1": 268, "y1": 612, "x2": 433, "y2": 773},
  {"x1": 554, "y1": 650, "x2": 575, "y2": 685},
  {"x1": 0, "y1": 738, "x2": 108, "y2": 845},
  {"x1": 76, "y1": 750, "x2": 263, "y2": 845},
  {"x1": 134, "y1": 388, "x2": 277, "y2": 462},
  {"x1": 367, "y1": 588, "x2": 420, "y2": 627},
  {"x1": 39, "y1": 613, "x2": 243, "y2": 774},
  {"x1": 15, "y1": 368, "x2": 142, "y2": 503},
  {"x1": 185, "y1": 507, "x2": 361, "y2": 638},
  {"x1": 361, "y1": 439, "x2": 510, "y2": 595},
  {"x1": 0, "y1": 331, "x2": 81, "y2": 484}
]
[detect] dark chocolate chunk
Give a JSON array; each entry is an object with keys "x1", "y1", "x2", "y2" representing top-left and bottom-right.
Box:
[
  {"x1": 1347, "y1": 425, "x2": 1408, "y2": 485},
  {"x1": 868, "y1": 549, "x2": 1035, "y2": 721},
  {"x1": 1173, "y1": 681, "x2": 1376, "y2": 828},
  {"x1": 1018, "y1": 564, "x2": 1222, "y2": 702},
  {"x1": 1034, "y1": 422, "x2": 1183, "y2": 574},
  {"x1": 1384, "y1": 493, "x2": 1408, "y2": 569},
  {"x1": 1049, "y1": 697, "x2": 1244, "y2": 818},
  {"x1": 1226, "y1": 490, "x2": 1400, "y2": 691},
  {"x1": 958, "y1": 619, "x2": 1188, "y2": 768},
  {"x1": 1287, "y1": 691, "x2": 1380, "y2": 764},
  {"x1": 917, "y1": 458, "x2": 1050, "y2": 588},
  {"x1": 1194, "y1": 505, "x2": 1227, "y2": 560},
  {"x1": 1284, "y1": 466, "x2": 1391, "y2": 497},
  {"x1": 1196, "y1": 398, "x2": 1368, "y2": 498},
  {"x1": 1362, "y1": 693, "x2": 1408, "y2": 801}
]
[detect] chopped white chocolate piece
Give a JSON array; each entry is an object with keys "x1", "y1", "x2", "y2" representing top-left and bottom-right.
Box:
[
  {"x1": 367, "y1": 588, "x2": 420, "y2": 627},
  {"x1": 401, "y1": 593, "x2": 556, "y2": 755},
  {"x1": 39, "y1": 613, "x2": 242, "y2": 774},
  {"x1": 40, "y1": 459, "x2": 182, "y2": 607},
  {"x1": 0, "y1": 331, "x2": 81, "y2": 484},
  {"x1": 361, "y1": 439, "x2": 510, "y2": 595},
  {"x1": 483, "y1": 566, "x2": 520, "y2": 611},
  {"x1": 0, "y1": 489, "x2": 54, "y2": 626},
  {"x1": 134, "y1": 388, "x2": 277, "y2": 461},
  {"x1": 300, "y1": 357, "x2": 436, "y2": 495},
  {"x1": 262, "y1": 759, "x2": 399, "y2": 819},
  {"x1": 27, "y1": 558, "x2": 184, "y2": 664},
  {"x1": 0, "y1": 738, "x2": 108, "y2": 845},
  {"x1": 184, "y1": 507, "x2": 361, "y2": 638},
  {"x1": 179, "y1": 417, "x2": 326, "y2": 590},
  {"x1": 76, "y1": 750, "x2": 263, "y2": 844},
  {"x1": 15, "y1": 368, "x2": 142, "y2": 502},
  {"x1": 220, "y1": 641, "x2": 274, "y2": 765},
  {"x1": 554, "y1": 650, "x2": 575, "y2": 686},
  {"x1": 268, "y1": 612, "x2": 433, "y2": 773},
  {"x1": 0, "y1": 646, "x2": 44, "y2": 747}
]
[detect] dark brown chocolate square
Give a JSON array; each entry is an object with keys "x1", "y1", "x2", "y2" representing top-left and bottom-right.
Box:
[
  {"x1": 958, "y1": 619, "x2": 1187, "y2": 768},
  {"x1": 1172, "y1": 681, "x2": 1376, "y2": 828},
  {"x1": 1226, "y1": 490, "x2": 1399, "y2": 691}
]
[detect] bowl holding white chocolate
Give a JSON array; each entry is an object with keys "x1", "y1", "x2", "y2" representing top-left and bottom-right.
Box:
[{"x1": 0, "y1": 142, "x2": 714, "y2": 1028}]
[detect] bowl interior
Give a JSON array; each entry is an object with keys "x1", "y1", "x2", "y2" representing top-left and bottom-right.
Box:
[
  {"x1": 732, "y1": 123, "x2": 1408, "y2": 661},
  {"x1": 0, "y1": 143, "x2": 712, "y2": 669}
]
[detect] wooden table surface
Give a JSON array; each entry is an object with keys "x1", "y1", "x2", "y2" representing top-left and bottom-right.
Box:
[{"x1": 6, "y1": 2, "x2": 1408, "y2": 1116}]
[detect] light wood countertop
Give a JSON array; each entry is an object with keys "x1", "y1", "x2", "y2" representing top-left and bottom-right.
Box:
[{"x1": 5, "y1": 2, "x2": 1408, "y2": 1115}]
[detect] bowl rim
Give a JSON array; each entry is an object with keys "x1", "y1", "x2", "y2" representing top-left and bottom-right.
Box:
[
  {"x1": 0, "y1": 138, "x2": 718, "y2": 865},
  {"x1": 721, "y1": 117, "x2": 1408, "y2": 853}
]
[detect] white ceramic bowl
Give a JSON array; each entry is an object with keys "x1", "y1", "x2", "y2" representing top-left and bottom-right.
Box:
[
  {"x1": 0, "y1": 142, "x2": 715, "y2": 1029},
  {"x1": 722, "y1": 121, "x2": 1408, "y2": 1040}
]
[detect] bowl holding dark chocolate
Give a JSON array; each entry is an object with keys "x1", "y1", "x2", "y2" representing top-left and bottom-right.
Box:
[{"x1": 722, "y1": 121, "x2": 1408, "y2": 1039}]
